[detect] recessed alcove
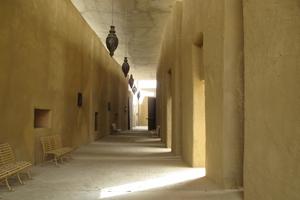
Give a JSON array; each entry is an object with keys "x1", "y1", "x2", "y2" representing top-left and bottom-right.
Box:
[{"x1": 34, "y1": 109, "x2": 52, "y2": 128}]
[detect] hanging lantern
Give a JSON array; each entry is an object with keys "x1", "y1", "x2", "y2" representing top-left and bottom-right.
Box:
[
  {"x1": 122, "y1": 57, "x2": 130, "y2": 77},
  {"x1": 137, "y1": 91, "x2": 141, "y2": 100},
  {"x1": 122, "y1": 6, "x2": 130, "y2": 77},
  {"x1": 128, "y1": 74, "x2": 134, "y2": 88},
  {"x1": 132, "y1": 86, "x2": 137, "y2": 94},
  {"x1": 106, "y1": 26, "x2": 119, "y2": 57},
  {"x1": 106, "y1": 0, "x2": 118, "y2": 57}
]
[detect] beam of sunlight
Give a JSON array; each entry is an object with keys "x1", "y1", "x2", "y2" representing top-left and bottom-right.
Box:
[{"x1": 99, "y1": 168, "x2": 206, "y2": 199}]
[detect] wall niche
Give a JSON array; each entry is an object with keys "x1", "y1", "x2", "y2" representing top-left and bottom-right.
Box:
[{"x1": 34, "y1": 109, "x2": 52, "y2": 128}]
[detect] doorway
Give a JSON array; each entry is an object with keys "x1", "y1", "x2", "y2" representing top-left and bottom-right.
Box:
[
  {"x1": 193, "y1": 33, "x2": 206, "y2": 167},
  {"x1": 148, "y1": 97, "x2": 156, "y2": 131},
  {"x1": 166, "y1": 69, "x2": 172, "y2": 148}
]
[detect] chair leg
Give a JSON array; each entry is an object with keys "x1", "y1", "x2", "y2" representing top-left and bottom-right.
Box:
[
  {"x1": 27, "y1": 170, "x2": 32, "y2": 179},
  {"x1": 54, "y1": 157, "x2": 58, "y2": 166},
  {"x1": 17, "y1": 173, "x2": 24, "y2": 185},
  {"x1": 5, "y1": 178, "x2": 12, "y2": 191}
]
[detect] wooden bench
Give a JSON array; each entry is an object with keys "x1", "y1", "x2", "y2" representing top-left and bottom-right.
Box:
[
  {"x1": 40, "y1": 135, "x2": 73, "y2": 166},
  {"x1": 0, "y1": 143, "x2": 32, "y2": 191}
]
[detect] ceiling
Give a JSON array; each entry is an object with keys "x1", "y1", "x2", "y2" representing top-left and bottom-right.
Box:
[{"x1": 71, "y1": 0, "x2": 175, "y2": 80}]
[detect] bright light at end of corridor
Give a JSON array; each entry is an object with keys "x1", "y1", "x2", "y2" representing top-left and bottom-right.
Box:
[
  {"x1": 137, "y1": 80, "x2": 157, "y2": 89},
  {"x1": 99, "y1": 168, "x2": 206, "y2": 199}
]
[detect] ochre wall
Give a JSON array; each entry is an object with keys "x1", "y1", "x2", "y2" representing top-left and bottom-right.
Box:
[
  {"x1": 158, "y1": 0, "x2": 300, "y2": 197},
  {"x1": 157, "y1": 1, "x2": 182, "y2": 151},
  {"x1": 243, "y1": 0, "x2": 300, "y2": 199},
  {"x1": 0, "y1": 0, "x2": 128, "y2": 164},
  {"x1": 157, "y1": 0, "x2": 244, "y2": 188}
]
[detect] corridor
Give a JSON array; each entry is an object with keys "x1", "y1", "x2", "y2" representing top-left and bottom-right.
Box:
[
  {"x1": 0, "y1": 132, "x2": 242, "y2": 200},
  {"x1": 1, "y1": 0, "x2": 299, "y2": 199}
]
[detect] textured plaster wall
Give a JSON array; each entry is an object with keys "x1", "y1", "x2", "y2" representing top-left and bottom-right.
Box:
[
  {"x1": 0, "y1": 0, "x2": 128, "y2": 164},
  {"x1": 157, "y1": 0, "x2": 244, "y2": 188},
  {"x1": 157, "y1": 1, "x2": 182, "y2": 150},
  {"x1": 244, "y1": 0, "x2": 300, "y2": 199},
  {"x1": 222, "y1": 0, "x2": 244, "y2": 188}
]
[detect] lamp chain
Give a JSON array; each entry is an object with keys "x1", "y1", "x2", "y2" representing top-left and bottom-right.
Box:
[
  {"x1": 125, "y1": 5, "x2": 128, "y2": 57},
  {"x1": 112, "y1": 0, "x2": 114, "y2": 25}
]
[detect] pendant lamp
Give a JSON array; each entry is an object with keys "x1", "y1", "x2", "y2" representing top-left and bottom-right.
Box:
[
  {"x1": 122, "y1": 57, "x2": 130, "y2": 77},
  {"x1": 132, "y1": 86, "x2": 137, "y2": 94},
  {"x1": 137, "y1": 91, "x2": 141, "y2": 100},
  {"x1": 121, "y1": 7, "x2": 130, "y2": 77},
  {"x1": 128, "y1": 74, "x2": 134, "y2": 88},
  {"x1": 106, "y1": 0, "x2": 118, "y2": 56}
]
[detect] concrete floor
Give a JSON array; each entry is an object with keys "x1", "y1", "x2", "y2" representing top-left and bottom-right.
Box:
[{"x1": 0, "y1": 132, "x2": 243, "y2": 200}]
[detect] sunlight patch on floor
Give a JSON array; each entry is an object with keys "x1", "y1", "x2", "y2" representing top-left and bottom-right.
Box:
[
  {"x1": 99, "y1": 168, "x2": 206, "y2": 199},
  {"x1": 132, "y1": 126, "x2": 148, "y2": 130}
]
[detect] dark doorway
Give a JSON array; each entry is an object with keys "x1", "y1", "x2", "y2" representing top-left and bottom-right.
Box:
[
  {"x1": 94, "y1": 112, "x2": 98, "y2": 131},
  {"x1": 148, "y1": 97, "x2": 156, "y2": 131}
]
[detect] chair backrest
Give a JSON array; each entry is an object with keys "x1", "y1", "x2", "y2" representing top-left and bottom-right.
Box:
[
  {"x1": 41, "y1": 134, "x2": 65, "y2": 153},
  {"x1": 0, "y1": 143, "x2": 16, "y2": 165},
  {"x1": 53, "y1": 135, "x2": 63, "y2": 149},
  {"x1": 111, "y1": 123, "x2": 117, "y2": 131},
  {"x1": 156, "y1": 126, "x2": 161, "y2": 135},
  {"x1": 0, "y1": 168, "x2": 7, "y2": 178},
  {"x1": 40, "y1": 136, "x2": 56, "y2": 153}
]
